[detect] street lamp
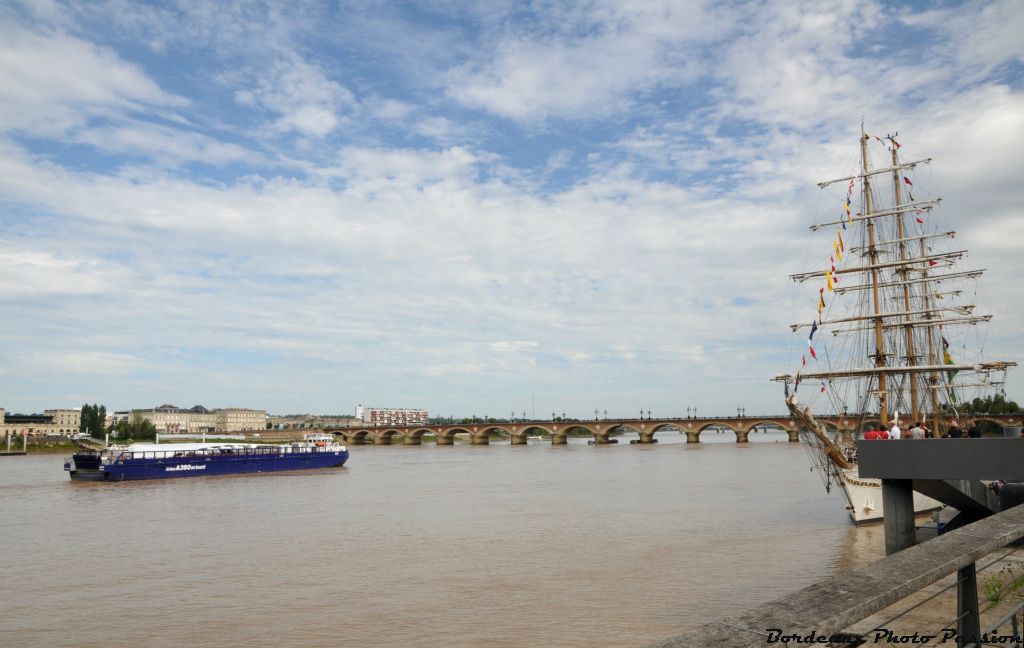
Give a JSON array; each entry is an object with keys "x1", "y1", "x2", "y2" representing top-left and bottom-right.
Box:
[
  {"x1": 687, "y1": 406, "x2": 691, "y2": 418},
  {"x1": 603, "y1": 409, "x2": 607, "y2": 420},
  {"x1": 594, "y1": 408, "x2": 599, "y2": 421},
  {"x1": 647, "y1": 409, "x2": 651, "y2": 420}
]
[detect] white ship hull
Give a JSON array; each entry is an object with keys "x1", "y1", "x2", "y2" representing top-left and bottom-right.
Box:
[{"x1": 840, "y1": 466, "x2": 942, "y2": 524}]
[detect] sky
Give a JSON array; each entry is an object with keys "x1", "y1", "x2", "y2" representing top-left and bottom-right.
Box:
[{"x1": 1, "y1": 0, "x2": 1022, "y2": 418}]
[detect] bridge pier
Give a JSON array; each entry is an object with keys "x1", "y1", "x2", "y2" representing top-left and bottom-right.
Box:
[
  {"x1": 685, "y1": 431, "x2": 699, "y2": 443},
  {"x1": 470, "y1": 434, "x2": 489, "y2": 445},
  {"x1": 347, "y1": 435, "x2": 366, "y2": 445},
  {"x1": 637, "y1": 432, "x2": 655, "y2": 444},
  {"x1": 373, "y1": 435, "x2": 392, "y2": 445},
  {"x1": 551, "y1": 434, "x2": 567, "y2": 445},
  {"x1": 592, "y1": 433, "x2": 611, "y2": 444},
  {"x1": 735, "y1": 430, "x2": 749, "y2": 443},
  {"x1": 787, "y1": 429, "x2": 799, "y2": 443},
  {"x1": 404, "y1": 435, "x2": 421, "y2": 445},
  {"x1": 436, "y1": 435, "x2": 454, "y2": 445},
  {"x1": 510, "y1": 435, "x2": 527, "y2": 445}
]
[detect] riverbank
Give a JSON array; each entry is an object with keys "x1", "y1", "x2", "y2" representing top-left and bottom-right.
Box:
[{"x1": 8, "y1": 441, "x2": 78, "y2": 454}]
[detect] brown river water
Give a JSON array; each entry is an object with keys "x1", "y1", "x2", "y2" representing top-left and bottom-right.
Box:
[{"x1": 0, "y1": 432, "x2": 885, "y2": 647}]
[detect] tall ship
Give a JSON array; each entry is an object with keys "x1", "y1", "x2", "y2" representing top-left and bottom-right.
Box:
[
  {"x1": 773, "y1": 128, "x2": 1015, "y2": 524},
  {"x1": 64, "y1": 434, "x2": 348, "y2": 481}
]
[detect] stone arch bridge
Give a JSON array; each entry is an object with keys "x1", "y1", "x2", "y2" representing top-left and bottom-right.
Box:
[{"x1": 319, "y1": 414, "x2": 1023, "y2": 446}]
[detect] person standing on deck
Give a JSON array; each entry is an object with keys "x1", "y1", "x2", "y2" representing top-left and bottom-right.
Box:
[
  {"x1": 908, "y1": 422, "x2": 926, "y2": 439},
  {"x1": 889, "y1": 421, "x2": 902, "y2": 440},
  {"x1": 947, "y1": 421, "x2": 962, "y2": 438},
  {"x1": 968, "y1": 420, "x2": 982, "y2": 438}
]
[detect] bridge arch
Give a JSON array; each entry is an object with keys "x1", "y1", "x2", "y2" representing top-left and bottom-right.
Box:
[
  {"x1": 481, "y1": 426, "x2": 512, "y2": 444},
  {"x1": 740, "y1": 420, "x2": 791, "y2": 443},
  {"x1": 648, "y1": 423, "x2": 681, "y2": 440},
  {"x1": 344, "y1": 429, "x2": 372, "y2": 445},
  {"x1": 972, "y1": 417, "x2": 1012, "y2": 437},
  {"x1": 509, "y1": 421, "x2": 557, "y2": 442},
  {"x1": 435, "y1": 427, "x2": 472, "y2": 445},
  {"x1": 402, "y1": 428, "x2": 434, "y2": 445},
  {"x1": 694, "y1": 422, "x2": 739, "y2": 443}
]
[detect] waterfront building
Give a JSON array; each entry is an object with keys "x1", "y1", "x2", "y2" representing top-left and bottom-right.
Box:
[
  {"x1": 131, "y1": 405, "x2": 216, "y2": 434},
  {"x1": 126, "y1": 405, "x2": 266, "y2": 434},
  {"x1": 44, "y1": 408, "x2": 81, "y2": 432},
  {"x1": 1, "y1": 407, "x2": 81, "y2": 436},
  {"x1": 358, "y1": 405, "x2": 428, "y2": 427},
  {"x1": 1, "y1": 413, "x2": 54, "y2": 436},
  {"x1": 214, "y1": 408, "x2": 267, "y2": 433},
  {"x1": 268, "y1": 414, "x2": 362, "y2": 429}
]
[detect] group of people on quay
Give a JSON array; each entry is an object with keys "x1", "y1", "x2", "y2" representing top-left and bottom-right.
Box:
[{"x1": 862, "y1": 420, "x2": 983, "y2": 440}]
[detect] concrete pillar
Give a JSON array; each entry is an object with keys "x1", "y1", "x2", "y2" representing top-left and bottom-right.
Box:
[
  {"x1": 685, "y1": 431, "x2": 700, "y2": 444},
  {"x1": 551, "y1": 434, "x2": 567, "y2": 445},
  {"x1": 510, "y1": 435, "x2": 527, "y2": 445},
  {"x1": 471, "y1": 434, "x2": 489, "y2": 445},
  {"x1": 638, "y1": 432, "x2": 655, "y2": 444},
  {"x1": 957, "y1": 563, "x2": 980, "y2": 647},
  {"x1": 436, "y1": 435, "x2": 454, "y2": 445},
  {"x1": 348, "y1": 435, "x2": 366, "y2": 445},
  {"x1": 404, "y1": 435, "x2": 422, "y2": 445},
  {"x1": 373, "y1": 435, "x2": 392, "y2": 445},
  {"x1": 735, "y1": 430, "x2": 749, "y2": 443},
  {"x1": 592, "y1": 434, "x2": 611, "y2": 444},
  {"x1": 787, "y1": 429, "x2": 800, "y2": 443},
  {"x1": 882, "y1": 478, "x2": 917, "y2": 555}
]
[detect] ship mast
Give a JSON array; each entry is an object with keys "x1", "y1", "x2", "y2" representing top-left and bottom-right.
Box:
[
  {"x1": 863, "y1": 129, "x2": 889, "y2": 426},
  {"x1": 892, "y1": 137, "x2": 920, "y2": 423},
  {"x1": 918, "y1": 218, "x2": 943, "y2": 437}
]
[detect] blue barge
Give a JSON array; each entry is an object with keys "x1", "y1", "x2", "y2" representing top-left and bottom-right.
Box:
[{"x1": 64, "y1": 434, "x2": 348, "y2": 481}]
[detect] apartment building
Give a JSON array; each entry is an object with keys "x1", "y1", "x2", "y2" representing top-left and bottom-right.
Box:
[{"x1": 356, "y1": 404, "x2": 428, "y2": 427}]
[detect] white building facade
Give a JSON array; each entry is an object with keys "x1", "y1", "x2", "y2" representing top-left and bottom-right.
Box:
[
  {"x1": 360, "y1": 406, "x2": 428, "y2": 427},
  {"x1": 215, "y1": 408, "x2": 267, "y2": 433},
  {"x1": 44, "y1": 409, "x2": 82, "y2": 432}
]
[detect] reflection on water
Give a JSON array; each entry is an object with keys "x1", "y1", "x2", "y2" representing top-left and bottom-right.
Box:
[{"x1": 0, "y1": 437, "x2": 884, "y2": 647}]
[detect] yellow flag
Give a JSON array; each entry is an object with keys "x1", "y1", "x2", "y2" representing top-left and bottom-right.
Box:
[
  {"x1": 833, "y1": 240, "x2": 842, "y2": 261},
  {"x1": 826, "y1": 271, "x2": 834, "y2": 291}
]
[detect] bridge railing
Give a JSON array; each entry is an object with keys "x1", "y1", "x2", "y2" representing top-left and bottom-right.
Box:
[{"x1": 648, "y1": 503, "x2": 1024, "y2": 648}]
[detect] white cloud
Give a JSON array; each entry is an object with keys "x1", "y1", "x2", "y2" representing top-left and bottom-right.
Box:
[
  {"x1": 443, "y1": 1, "x2": 726, "y2": 121},
  {"x1": 73, "y1": 121, "x2": 254, "y2": 167},
  {"x1": 0, "y1": 23, "x2": 185, "y2": 135},
  {"x1": 491, "y1": 341, "x2": 539, "y2": 352},
  {"x1": 0, "y1": 249, "x2": 127, "y2": 298},
  {"x1": 234, "y1": 55, "x2": 354, "y2": 137},
  {"x1": 20, "y1": 351, "x2": 143, "y2": 375},
  {"x1": 0, "y1": 0, "x2": 1022, "y2": 417}
]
